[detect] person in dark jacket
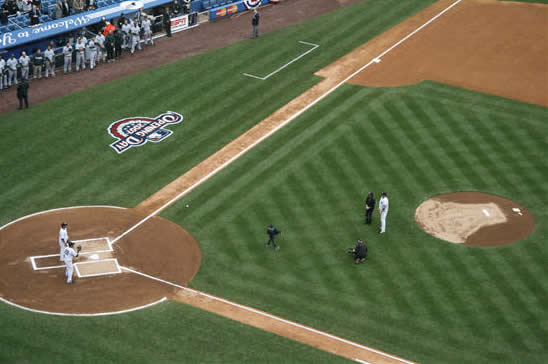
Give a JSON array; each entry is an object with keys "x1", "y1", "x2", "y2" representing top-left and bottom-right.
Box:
[
  {"x1": 349, "y1": 239, "x2": 367, "y2": 264},
  {"x1": 61, "y1": 0, "x2": 71, "y2": 17},
  {"x1": 251, "y1": 8, "x2": 259, "y2": 38},
  {"x1": 163, "y1": 8, "x2": 171, "y2": 37},
  {"x1": 17, "y1": 79, "x2": 29, "y2": 109},
  {"x1": 1, "y1": 2, "x2": 10, "y2": 25},
  {"x1": 364, "y1": 192, "x2": 375, "y2": 225},
  {"x1": 113, "y1": 29, "x2": 123, "y2": 59},
  {"x1": 105, "y1": 29, "x2": 114, "y2": 62},
  {"x1": 266, "y1": 224, "x2": 281, "y2": 250},
  {"x1": 29, "y1": 4, "x2": 40, "y2": 25},
  {"x1": 32, "y1": 48, "x2": 44, "y2": 79}
]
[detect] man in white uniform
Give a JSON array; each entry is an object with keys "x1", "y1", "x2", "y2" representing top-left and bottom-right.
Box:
[
  {"x1": 75, "y1": 37, "x2": 86, "y2": 71},
  {"x1": 63, "y1": 240, "x2": 81, "y2": 284},
  {"x1": 378, "y1": 192, "x2": 389, "y2": 234},
  {"x1": 130, "y1": 21, "x2": 142, "y2": 54},
  {"x1": 58, "y1": 222, "x2": 69, "y2": 261},
  {"x1": 121, "y1": 19, "x2": 131, "y2": 50},
  {"x1": 63, "y1": 42, "x2": 73, "y2": 73},
  {"x1": 142, "y1": 16, "x2": 153, "y2": 46},
  {"x1": 6, "y1": 54, "x2": 18, "y2": 86},
  {"x1": 88, "y1": 36, "x2": 97, "y2": 70},
  {"x1": 18, "y1": 51, "x2": 31, "y2": 80},
  {"x1": 95, "y1": 32, "x2": 105, "y2": 63},
  {"x1": 44, "y1": 45, "x2": 55, "y2": 78}
]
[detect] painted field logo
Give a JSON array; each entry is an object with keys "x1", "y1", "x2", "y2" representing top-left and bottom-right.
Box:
[{"x1": 108, "y1": 111, "x2": 183, "y2": 153}]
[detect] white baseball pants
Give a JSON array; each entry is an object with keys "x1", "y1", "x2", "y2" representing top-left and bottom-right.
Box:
[{"x1": 380, "y1": 211, "x2": 388, "y2": 233}]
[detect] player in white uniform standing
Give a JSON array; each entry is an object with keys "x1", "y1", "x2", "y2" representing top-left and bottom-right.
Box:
[
  {"x1": 96, "y1": 32, "x2": 105, "y2": 64},
  {"x1": 44, "y1": 45, "x2": 55, "y2": 78},
  {"x1": 121, "y1": 19, "x2": 131, "y2": 50},
  {"x1": 18, "y1": 51, "x2": 31, "y2": 80},
  {"x1": 142, "y1": 16, "x2": 153, "y2": 46},
  {"x1": 63, "y1": 240, "x2": 81, "y2": 284},
  {"x1": 130, "y1": 20, "x2": 142, "y2": 54},
  {"x1": 6, "y1": 54, "x2": 18, "y2": 86},
  {"x1": 75, "y1": 37, "x2": 86, "y2": 71},
  {"x1": 63, "y1": 42, "x2": 73, "y2": 73},
  {"x1": 88, "y1": 36, "x2": 97, "y2": 70},
  {"x1": 378, "y1": 192, "x2": 389, "y2": 233},
  {"x1": 58, "y1": 222, "x2": 69, "y2": 261}
]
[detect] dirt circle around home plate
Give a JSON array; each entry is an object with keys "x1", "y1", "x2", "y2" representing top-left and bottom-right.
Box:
[
  {"x1": 415, "y1": 192, "x2": 535, "y2": 246},
  {"x1": 0, "y1": 206, "x2": 201, "y2": 315}
]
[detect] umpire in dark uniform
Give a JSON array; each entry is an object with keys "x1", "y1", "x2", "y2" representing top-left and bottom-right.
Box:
[
  {"x1": 364, "y1": 192, "x2": 375, "y2": 225},
  {"x1": 266, "y1": 224, "x2": 280, "y2": 250},
  {"x1": 17, "y1": 79, "x2": 29, "y2": 110}
]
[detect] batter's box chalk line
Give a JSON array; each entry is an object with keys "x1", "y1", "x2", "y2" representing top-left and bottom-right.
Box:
[
  {"x1": 75, "y1": 258, "x2": 122, "y2": 278},
  {"x1": 243, "y1": 41, "x2": 320, "y2": 80},
  {"x1": 30, "y1": 237, "x2": 120, "y2": 278}
]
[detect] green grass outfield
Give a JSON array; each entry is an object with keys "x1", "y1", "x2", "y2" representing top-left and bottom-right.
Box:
[{"x1": 1, "y1": 0, "x2": 547, "y2": 362}]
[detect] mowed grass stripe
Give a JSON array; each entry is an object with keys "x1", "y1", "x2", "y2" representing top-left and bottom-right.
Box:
[
  {"x1": 182, "y1": 86, "x2": 374, "y2": 225},
  {"x1": 169, "y1": 80, "x2": 547, "y2": 363}
]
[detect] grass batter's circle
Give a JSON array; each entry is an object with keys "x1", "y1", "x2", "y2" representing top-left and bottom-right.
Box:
[
  {"x1": 415, "y1": 192, "x2": 535, "y2": 247},
  {"x1": 0, "y1": 206, "x2": 201, "y2": 314}
]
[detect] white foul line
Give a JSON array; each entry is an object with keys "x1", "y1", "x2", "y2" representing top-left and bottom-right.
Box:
[
  {"x1": 111, "y1": 0, "x2": 463, "y2": 246},
  {"x1": 243, "y1": 41, "x2": 320, "y2": 80},
  {"x1": 121, "y1": 266, "x2": 415, "y2": 364}
]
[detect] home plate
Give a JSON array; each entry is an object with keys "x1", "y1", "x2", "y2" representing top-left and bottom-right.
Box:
[
  {"x1": 482, "y1": 209, "x2": 490, "y2": 217},
  {"x1": 89, "y1": 254, "x2": 100, "y2": 260}
]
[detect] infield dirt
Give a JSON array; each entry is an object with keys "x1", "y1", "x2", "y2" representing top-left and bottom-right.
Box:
[
  {"x1": 0, "y1": 206, "x2": 201, "y2": 314},
  {"x1": 415, "y1": 192, "x2": 536, "y2": 246},
  {"x1": 348, "y1": 0, "x2": 548, "y2": 106}
]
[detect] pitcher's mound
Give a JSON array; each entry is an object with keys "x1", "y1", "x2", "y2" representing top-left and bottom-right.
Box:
[{"x1": 415, "y1": 192, "x2": 535, "y2": 246}]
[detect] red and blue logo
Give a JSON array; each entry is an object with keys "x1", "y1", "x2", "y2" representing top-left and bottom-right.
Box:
[
  {"x1": 243, "y1": 0, "x2": 262, "y2": 10},
  {"x1": 108, "y1": 111, "x2": 183, "y2": 154}
]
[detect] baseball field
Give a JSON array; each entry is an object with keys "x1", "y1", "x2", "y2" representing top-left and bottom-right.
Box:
[{"x1": 1, "y1": 0, "x2": 547, "y2": 363}]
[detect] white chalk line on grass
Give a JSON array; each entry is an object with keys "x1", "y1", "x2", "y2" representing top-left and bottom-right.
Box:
[
  {"x1": 121, "y1": 266, "x2": 415, "y2": 364},
  {"x1": 0, "y1": 296, "x2": 167, "y2": 317},
  {"x1": 111, "y1": 0, "x2": 463, "y2": 245},
  {"x1": 243, "y1": 41, "x2": 320, "y2": 80},
  {"x1": 0, "y1": 205, "x2": 125, "y2": 232}
]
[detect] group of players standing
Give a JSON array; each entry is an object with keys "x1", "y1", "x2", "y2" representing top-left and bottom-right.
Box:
[
  {"x1": 0, "y1": 13, "x2": 155, "y2": 96},
  {"x1": 61, "y1": 14, "x2": 155, "y2": 74}
]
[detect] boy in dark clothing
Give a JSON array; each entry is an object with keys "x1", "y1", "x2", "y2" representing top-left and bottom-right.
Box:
[
  {"x1": 364, "y1": 192, "x2": 375, "y2": 224},
  {"x1": 266, "y1": 224, "x2": 280, "y2": 250}
]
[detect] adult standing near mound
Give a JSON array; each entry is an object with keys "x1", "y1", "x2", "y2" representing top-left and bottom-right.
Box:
[
  {"x1": 378, "y1": 192, "x2": 389, "y2": 234},
  {"x1": 58, "y1": 222, "x2": 68, "y2": 261},
  {"x1": 364, "y1": 192, "x2": 375, "y2": 225}
]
